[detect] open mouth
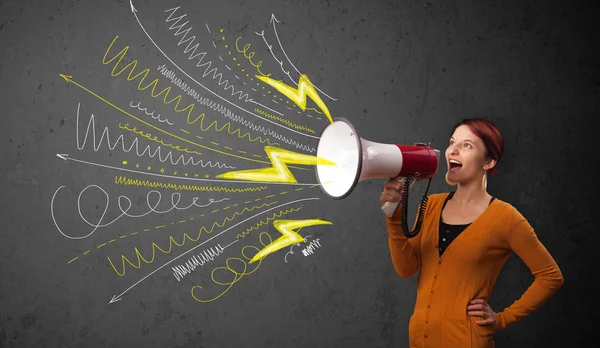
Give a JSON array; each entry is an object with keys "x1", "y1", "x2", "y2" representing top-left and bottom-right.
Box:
[{"x1": 449, "y1": 159, "x2": 463, "y2": 172}]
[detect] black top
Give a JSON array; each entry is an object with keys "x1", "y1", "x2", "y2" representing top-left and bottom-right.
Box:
[{"x1": 438, "y1": 192, "x2": 496, "y2": 256}]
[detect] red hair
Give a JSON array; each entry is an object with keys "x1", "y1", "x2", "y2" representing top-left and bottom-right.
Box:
[{"x1": 452, "y1": 119, "x2": 504, "y2": 176}]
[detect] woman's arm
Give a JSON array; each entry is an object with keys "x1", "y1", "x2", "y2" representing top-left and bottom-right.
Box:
[
  {"x1": 386, "y1": 203, "x2": 424, "y2": 278},
  {"x1": 496, "y1": 208, "x2": 564, "y2": 330}
]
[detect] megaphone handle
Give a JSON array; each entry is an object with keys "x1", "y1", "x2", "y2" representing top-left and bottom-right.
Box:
[
  {"x1": 382, "y1": 200, "x2": 400, "y2": 217},
  {"x1": 381, "y1": 177, "x2": 407, "y2": 217}
]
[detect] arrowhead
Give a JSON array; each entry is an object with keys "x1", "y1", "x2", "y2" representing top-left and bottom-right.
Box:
[
  {"x1": 129, "y1": 0, "x2": 137, "y2": 13},
  {"x1": 56, "y1": 154, "x2": 69, "y2": 160},
  {"x1": 59, "y1": 74, "x2": 72, "y2": 83},
  {"x1": 270, "y1": 14, "x2": 279, "y2": 23},
  {"x1": 108, "y1": 294, "x2": 122, "y2": 304}
]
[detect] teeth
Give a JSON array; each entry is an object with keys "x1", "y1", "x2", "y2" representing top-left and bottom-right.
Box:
[{"x1": 450, "y1": 160, "x2": 461, "y2": 165}]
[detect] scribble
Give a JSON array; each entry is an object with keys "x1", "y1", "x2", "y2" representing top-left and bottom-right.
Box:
[
  {"x1": 284, "y1": 235, "x2": 312, "y2": 262},
  {"x1": 254, "y1": 108, "x2": 315, "y2": 134},
  {"x1": 101, "y1": 37, "x2": 288, "y2": 148},
  {"x1": 235, "y1": 36, "x2": 271, "y2": 77},
  {"x1": 164, "y1": 6, "x2": 252, "y2": 101},
  {"x1": 114, "y1": 176, "x2": 267, "y2": 192},
  {"x1": 75, "y1": 102, "x2": 236, "y2": 169},
  {"x1": 302, "y1": 238, "x2": 322, "y2": 256},
  {"x1": 236, "y1": 206, "x2": 303, "y2": 239},
  {"x1": 51, "y1": 183, "x2": 228, "y2": 240},
  {"x1": 108, "y1": 202, "x2": 278, "y2": 276},
  {"x1": 129, "y1": 100, "x2": 173, "y2": 125},
  {"x1": 156, "y1": 64, "x2": 318, "y2": 151},
  {"x1": 191, "y1": 231, "x2": 272, "y2": 303},
  {"x1": 172, "y1": 242, "x2": 233, "y2": 281}
]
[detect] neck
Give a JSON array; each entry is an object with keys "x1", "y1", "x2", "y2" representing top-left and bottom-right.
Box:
[{"x1": 453, "y1": 174, "x2": 490, "y2": 204}]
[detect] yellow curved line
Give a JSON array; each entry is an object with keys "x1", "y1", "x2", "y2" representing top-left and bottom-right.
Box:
[
  {"x1": 254, "y1": 108, "x2": 315, "y2": 134},
  {"x1": 118, "y1": 123, "x2": 202, "y2": 155},
  {"x1": 102, "y1": 35, "x2": 278, "y2": 146},
  {"x1": 107, "y1": 202, "x2": 278, "y2": 276},
  {"x1": 235, "y1": 36, "x2": 272, "y2": 77},
  {"x1": 114, "y1": 175, "x2": 268, "y2": 192}
]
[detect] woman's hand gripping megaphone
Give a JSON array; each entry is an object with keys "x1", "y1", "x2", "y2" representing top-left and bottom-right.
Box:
[{"x1": 380, "y1": 176, "x2": 418, "y2": 217}]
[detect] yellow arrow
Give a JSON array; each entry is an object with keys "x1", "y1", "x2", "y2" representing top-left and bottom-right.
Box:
[{"x1": 58, "y1": 73, "x2": 307, "y2": 170}]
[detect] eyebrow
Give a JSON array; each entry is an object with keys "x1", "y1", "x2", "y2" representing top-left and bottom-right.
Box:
[{"x1": 450, "y1": 137, "x2": 475, "y2": 144}]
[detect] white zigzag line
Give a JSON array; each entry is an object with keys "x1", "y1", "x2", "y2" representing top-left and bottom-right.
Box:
[
  {"x1": 156, "y1": 65, "x2": 316, "y2": 152},
  {"x1": 164, "y1": 6, "x2": 250, "y2": 102},
  {"x1": 75, "y1": 103, "x2": 236, "y2": 169}
]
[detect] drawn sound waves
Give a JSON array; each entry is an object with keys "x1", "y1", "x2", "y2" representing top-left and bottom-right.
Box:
[
  {"x1": 108, "y1": 201, "x2": 278, "y2": 276},
  {"x1": 236, "y1": 206, "x2": 303, "y2": 238},
  {"x1": 254, "y1": 108, "x2": 315, "y2": 134},
  {"x1": 156, "y1": 65, "x2": 317, "y2": 153},
  {"x1": 114, "y1": 176, "x2": 268, "y2": 193},
  {"x1": 102, "y1": 37, "x2": 277, "y2": 147},
  {"x1": 164, "y1": 6, "x2": 251, "y2": 102},
  {"x1": 171, "y1": 244, "x2": 225, "y2": 281},
  {"x1": 76, "y1": 106, "x2": 233, "y2": 169}
]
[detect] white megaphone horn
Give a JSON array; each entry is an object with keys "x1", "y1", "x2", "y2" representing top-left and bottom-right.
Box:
[{"x1": 315, "y1": 118, "x2": 441, "y2": 226}]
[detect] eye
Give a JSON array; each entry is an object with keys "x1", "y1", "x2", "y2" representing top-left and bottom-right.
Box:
[{"x1": 464, "y1": 143, "x2": 472, "y2": 148}]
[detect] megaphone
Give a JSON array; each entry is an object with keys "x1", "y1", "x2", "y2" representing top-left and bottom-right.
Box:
[{"x1": 315, "y1": 118, "x2": 441, "y2": 238}]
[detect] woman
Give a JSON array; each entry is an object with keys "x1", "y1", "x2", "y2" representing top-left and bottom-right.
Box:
[{"x1": 380, "y1": 118, "x2": 563, "y2": 347}]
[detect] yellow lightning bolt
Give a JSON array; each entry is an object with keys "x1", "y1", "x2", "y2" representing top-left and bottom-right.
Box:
[
  {"x1": 256, "y1": 74, "x2": 333, "y2": 124},
  {"x1": 215, "y1": 146, "x2": 336, "y2": 183},
  {"x1": 249, "y1": 219, "x2": 332, "y2": 264}
]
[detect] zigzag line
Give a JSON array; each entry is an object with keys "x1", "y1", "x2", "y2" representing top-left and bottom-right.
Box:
[
  {"x1": 107, "y1": 201, "x2": 278, "y2": 277},
  {"x1": 101, "y1": 36, "x2": 278, "y2": 146},
  {"x1": 254, "y1": 108, "x2": 315, "y2": 134},
  {"x1": 76, "y1": 104, "x2": 234, "y2": 168},
  {"x1": 156, "y1": 64, "x2": 316, "y2": 152},
  {"x1": 114, "y1": 176, "x2": 268, "y2": 192},
  {"x1": 164, "y1": 6, "x2": 252, "y2": 102},
  {"x1": 236, "y1": 206, "x2": 303, "y2": 238}
]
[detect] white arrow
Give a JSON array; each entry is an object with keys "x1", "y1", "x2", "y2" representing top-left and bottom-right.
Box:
[
  {"x1": 270, "y1": 14, "x2": 337, "y2": 101},
  {"x1": 129, "y1": 0, "x2": 319, "y2": 139},
  {"x1": 107, "y1": 197, "x2": 319, "y2": 304},
  {"x1": 55, "y1": 153, "x2": 319, "y2": 186}
]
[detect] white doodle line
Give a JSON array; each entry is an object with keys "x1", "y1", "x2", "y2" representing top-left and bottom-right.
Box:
[{"x1": 108, "y1": 197, "x2": 319, "y2": 304}]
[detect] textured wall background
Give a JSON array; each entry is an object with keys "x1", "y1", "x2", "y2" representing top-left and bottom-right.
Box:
[{"x1": 0, "y1": 0, "x2": 596, "y2": 347}]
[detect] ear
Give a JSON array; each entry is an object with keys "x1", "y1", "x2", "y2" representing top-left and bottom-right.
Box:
[{"x1": 483, "y1": 158, "x2": 497, "y2": 172}]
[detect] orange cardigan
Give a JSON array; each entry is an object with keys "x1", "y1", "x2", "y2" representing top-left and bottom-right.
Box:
[{"x1": 387, "y1": 192, "x2": 564, "y2": 348}]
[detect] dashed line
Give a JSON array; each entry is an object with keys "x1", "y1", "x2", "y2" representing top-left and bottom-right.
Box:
[
  {"x1": 120, "y1": 235, "x2": 127, "y2": 239},
  {"x1": 252, "y1": 154, "x2": 262, "y2": 158},
  {"x1": 224, "y1": 146, "x2": 233, "y2": 150},
  {"x1": 219, "y1": 55, "x2": 223, "y2": 61},
  {"x1": 180, "y1": 129, "x2": 191, "y2": 134},
  {"x1": 280, "y1": 191, "x2": 288, "y2": 195},
  {"x1": 234, "y1": 75, "x2": 240, "y2": 79},
  {"x1": 68, "y1": 257, "x2": 78, "y2": 264},
  {"x1": 156, "y1": 225, "x2": 166, "y2": 229},
  {"x1": 83, "y1": 250, "x2": 91, "y2": 255},
  {"x1": 97, "y1": 243, "x2": 107, "y2": 249},
  {"x1": 178, "y1": 220, "x2": 186, "y2": 224},
  {"x1": 205, "y1": 23, "x2": 211, "y2": 34},
  {"x1": 252, "y1": 88, "x2": 258, "y2": 91},
  {"x1": 196, "y1": 135, "x2": 203, "y2": 140},
  {"x1": 273, "y1": 100, "x2": 279, "y2": 104},
  {"x1": 131, "y1": 232, "x2": 139, "y2": 235},
  {"x1": 109, "y1": 239, "x2": 116, "y2": 243},
  {"x1": 211, "y1": 141, "x2": 219, "y2": 146},
  {"x1": 225, "y1": 65, "x2": 231, "y2": 71},
  {"x1": 295, "y1": 187, "x2": 304, "y2": 191},
  {"x1": 212, "y1": 41, "x2": 216, "y2": 48},
  {"x1": 266, "y1": 194, "x2": 276, "y2": 198}
]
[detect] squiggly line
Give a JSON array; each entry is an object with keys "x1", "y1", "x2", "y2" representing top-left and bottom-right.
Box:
[
  {"x1": 108, "y1": 201, "x2": 278, "y2": 276},
  {"x1": 51, "y1": 183, "x2": 228, "y2": 240},
  {"x1": 155, "y1": 64, "x2": 317, "y2": 152},
  {"x1": 76, "y1": 103, "x2": 235, "y2": 168},
  {"x1": 164, "y1": 7, "x2": 252, "y2": 102},
  {"x1": 191, "y1": 231, "x2": 272, "y2": 303},
  {"x1": 117, "y1": 122, "x2": 201, "y2": 155},
  {"x1": 254, "y1": 108, "x2": 315, "y2": 134},
  {"x1": 114, "y1": 176, "x2": 267, "y2": 192},
  {"x1": 171, "y1": 242, "x2": 234, "y2": 282},
  {"x1": 236, "y1": 207, "x2": 302, "y2": 238},
  {"x1": 235, "y1": 36, "x2": 271, "y2": 77},
  {"x1": 284, "y1": 234, "x2": 313, "y2": 262},
  {"x1": 102, "y1": 36, "x2": 281, "y2": 148},
  {"x1": 129, "y1": 100, "x2": 173, "y2": 125}
]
